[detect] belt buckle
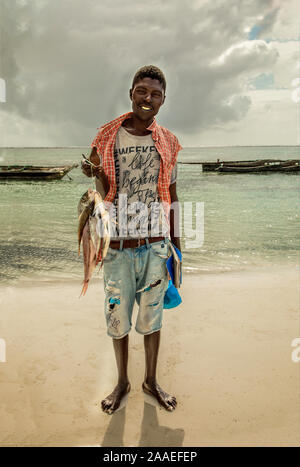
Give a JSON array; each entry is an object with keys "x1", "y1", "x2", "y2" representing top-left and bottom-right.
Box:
[{"x1": 137, "y1": 237, "x2": 141, "y2": 248}]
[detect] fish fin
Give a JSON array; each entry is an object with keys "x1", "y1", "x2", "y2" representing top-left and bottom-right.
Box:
[{"x1": 79, "y1": 280, "x2": 89, "y2": 297}]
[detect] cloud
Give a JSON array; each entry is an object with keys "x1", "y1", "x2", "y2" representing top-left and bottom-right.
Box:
[
  {"x1": 0, "y1": 0, "x2": 291, "y2": 146},
  {"x1": 265, "y1": 0, "x2": 300, "y2": 40},
  {"x1": 248, "y1": 7, "x2": 280, "y2": 40},
  {"x1": 211, "y1": 40, "x2": 279, "y2": 75}
]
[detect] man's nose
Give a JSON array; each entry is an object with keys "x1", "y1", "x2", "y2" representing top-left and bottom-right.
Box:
[{"x1": 145, "y1": 93, "x2": 152, "y2": 102}]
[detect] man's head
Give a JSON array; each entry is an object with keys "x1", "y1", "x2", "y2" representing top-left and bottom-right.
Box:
[{"x1": 130, "y1": 65, "x2": 166, "y2": 121}]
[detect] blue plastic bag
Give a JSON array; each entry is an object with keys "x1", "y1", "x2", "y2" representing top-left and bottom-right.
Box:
[
  {"x1": 164, "y1": 280, "x2": 182, "y2": 309},
  {"x1": 164, "y1": 244, "x2": 182, "y2": 309}
]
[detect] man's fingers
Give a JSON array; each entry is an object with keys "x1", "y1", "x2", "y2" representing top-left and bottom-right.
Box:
[
  {"x1": 92, "y1": 166, "x2": 104, "y2": 177},
  {"x1": 81, "y1": 161, "x2": 92, "y2": 177},
  {"x1": 81, "y1": 160, "x2": 104, "y2": 178}
]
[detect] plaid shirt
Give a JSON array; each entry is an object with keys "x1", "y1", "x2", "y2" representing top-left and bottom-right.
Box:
[{"x1": 91, "y1": 112, "x2": 182, "y2": 207}]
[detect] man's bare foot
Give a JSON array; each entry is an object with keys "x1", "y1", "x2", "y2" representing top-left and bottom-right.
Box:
[
  {"x1": 101, "y1": 382, "x2": 131, "y2": 415},
  {"x1": 142, "y1": 381, "x2": 177, "y2": 412}
]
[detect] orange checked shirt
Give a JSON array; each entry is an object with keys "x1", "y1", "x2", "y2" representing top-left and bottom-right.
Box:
[{"x1": 91, "y1": 112, "x2": 182, "y2": 207}]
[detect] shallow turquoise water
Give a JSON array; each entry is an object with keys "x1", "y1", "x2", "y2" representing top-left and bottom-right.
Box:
[{"x1": 0, "y1": 146, "x2": 299, "y2": 284}]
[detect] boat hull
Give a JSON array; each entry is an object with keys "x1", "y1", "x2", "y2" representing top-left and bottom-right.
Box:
[
  {"x1": 198, "y1": 159, "x2": 300, "y2": 173},
  {"x1": 217, "y1": 163, "x2": 300, "y2": 173},
  {"x1": 0, "y1": 164, "x2": 78, "y2": 180}
]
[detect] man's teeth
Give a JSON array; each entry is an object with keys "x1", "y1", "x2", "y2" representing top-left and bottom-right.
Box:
[{"x1": 141, "y1": 106, "x2": 151, "y2": 110}]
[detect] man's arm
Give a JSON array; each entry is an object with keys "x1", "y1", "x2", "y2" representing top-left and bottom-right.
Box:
[
  {"x1": 81, "y1": 146, "x2": 110, "y2": 196},
  {"x1": 169, "y1": 181, "x2": 181, "y2": 252}
]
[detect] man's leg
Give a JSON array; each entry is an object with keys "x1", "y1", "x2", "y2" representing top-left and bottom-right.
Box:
[
  {"x1": 143, "y1": 330, "x2": 177, "y2": 412},
  {"x1": 101, "y1": 334, "x2": 131, "y2": 415}
]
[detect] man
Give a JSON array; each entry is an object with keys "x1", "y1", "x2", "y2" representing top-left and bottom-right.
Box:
[{"x1": 82, "y1": 65, "x2": 182, "y2": 414}]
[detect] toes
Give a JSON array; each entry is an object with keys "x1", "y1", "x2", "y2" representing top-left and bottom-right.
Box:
[
  {"x1": 103, "y1": 405, "x2": 114, "y2": 414},
  {"x1": 166, "y1": 395, "x2": 176, "y2": 405},
  {"x1": 105, "y1": 401, "x2": 119, "y2": 415},
  {"x1": 101, "y1": 398, "x2": 113, "y2": 412},
  {"x1": 166, "y1": 397, "x2": 177, "y2": 410},
  {"x1": 101, "y1": 397, "x2": 120, "y2": 414},
  {"x1": 164, "y1": 399, "x2": 174, "y2": 411}
]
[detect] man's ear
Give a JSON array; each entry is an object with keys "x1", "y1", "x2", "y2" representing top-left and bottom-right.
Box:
[
  {"x1": 162, "y1": 93, "x2": 166, "y2": 105},
  {"x1": 129, "y1": 88, "x2": 133, "y2": 100}
]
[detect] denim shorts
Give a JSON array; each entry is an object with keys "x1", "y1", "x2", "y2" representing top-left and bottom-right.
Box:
[{"x1": 102, "y1": 238, "x2": 170, "y2": 339}]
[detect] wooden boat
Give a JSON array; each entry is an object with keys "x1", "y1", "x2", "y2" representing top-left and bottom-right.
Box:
[
  {"x1": 201, "y1": 159, "x2": 268, "y2": 171},
  {"x1": 0, "y1": 164, "x2": 78, "y2": 180},
  {"x1": 216, "y1": 160, "x2": 300, "y2": 173},
  {"x1": 198, "y1": 159, "x2": 300, "y2": 173}
]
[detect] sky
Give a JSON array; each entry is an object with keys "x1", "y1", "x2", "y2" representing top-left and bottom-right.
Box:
[{"x1": 0, "y1": 0, "x2": 299, "y2": 147}]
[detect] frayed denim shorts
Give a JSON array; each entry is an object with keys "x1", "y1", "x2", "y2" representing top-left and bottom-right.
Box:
[{"x1": 102, "y1": 238, "x2": 170, "y2": 339}]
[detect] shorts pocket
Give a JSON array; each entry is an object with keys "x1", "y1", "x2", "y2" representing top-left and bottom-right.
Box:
[{"x1": 103, "y1": 247, "x2": 119, "y2": 263}]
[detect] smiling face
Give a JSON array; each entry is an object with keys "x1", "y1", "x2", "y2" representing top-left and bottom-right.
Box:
[{"x1": 130, "y1": 77, "x2": 165, "y2": 122}]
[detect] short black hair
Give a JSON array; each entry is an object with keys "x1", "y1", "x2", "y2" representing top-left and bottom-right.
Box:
[{"x1": 132, "y1": 65, "x2": 166, "y2": 93}]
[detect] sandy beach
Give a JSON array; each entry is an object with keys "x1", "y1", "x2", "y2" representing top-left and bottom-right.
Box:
[{"x1": 0, "y1": 265, "x2": 299, "y2": 447}]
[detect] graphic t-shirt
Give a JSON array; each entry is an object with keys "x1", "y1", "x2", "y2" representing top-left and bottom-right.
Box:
[{"x1": 97, "y1": 125, "x2": 176, "y2": 240}]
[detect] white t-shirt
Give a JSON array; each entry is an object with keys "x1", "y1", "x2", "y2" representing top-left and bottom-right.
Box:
[{"x1": 96, "y1": 125, "x2": 176, "y2": 239}]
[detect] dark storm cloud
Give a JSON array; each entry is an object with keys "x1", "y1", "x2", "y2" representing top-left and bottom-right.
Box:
[{"x1": 0, "y1": 0, "x2": 283, "y2": 145}]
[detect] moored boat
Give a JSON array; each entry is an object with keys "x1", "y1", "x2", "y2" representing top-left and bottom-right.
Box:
[
  {"x1": 201, "y1": 159, "x2": 270, "y2": 171},
  {"x1": 216, "y1": 160, "x2": 300, "y2": 173},
  {"x1": 198, "y1": 159, "x2": 300, "y2": 173},
  {"x1": 0, "y1": 164, "x2": 78, "y2": 180}
]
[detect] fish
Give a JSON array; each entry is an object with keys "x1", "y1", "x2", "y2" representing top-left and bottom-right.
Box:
[
  {"x1": 77, "y1": 188, "x2": 95, "y2": 255},
  {"x1": 78, "y1": 188, "x2": 112, "y2": 297},
  {"x1": 93, "y1": 190, "x2": 111, "y2": 264},
  {"x1": 80, "y1": 218, "x2": 97, "y2": 297}
]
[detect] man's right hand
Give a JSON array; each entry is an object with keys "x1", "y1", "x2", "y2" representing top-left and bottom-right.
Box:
[
  {"x1": 81, "y1": 161, "x2": 105, "y2": 179},
  {"x1": 81, "y1": 147, "x2": 102, "y2": 178},
  {"x1": 81, "y1": 160, "x2": 93, "y2": 177}
]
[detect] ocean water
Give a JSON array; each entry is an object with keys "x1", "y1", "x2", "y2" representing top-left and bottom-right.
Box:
[{"x1": 0, "y1": 146, "x2": 299, "y2": 284}]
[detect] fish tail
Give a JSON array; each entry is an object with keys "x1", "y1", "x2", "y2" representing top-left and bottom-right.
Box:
[{"x1": 79, "y1": 280, "x2": 89, "y2": 297}]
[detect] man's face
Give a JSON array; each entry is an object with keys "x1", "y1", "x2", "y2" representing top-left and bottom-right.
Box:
[{"x1": 130, "y1": 77, "x2": 165, "y2": 122}]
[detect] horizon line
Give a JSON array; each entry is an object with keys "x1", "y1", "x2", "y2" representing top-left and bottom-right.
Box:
[{"x1": 0, "y1": 145, "x2": 299, "y2": 149}]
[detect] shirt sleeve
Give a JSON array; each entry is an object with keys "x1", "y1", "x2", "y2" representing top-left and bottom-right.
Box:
[
  {"x1": 172, "y1": 136, "x2": 182, "y2": 169},
  {"x1": 176, "y1": 138, "x2": 183, "y2": 154}
]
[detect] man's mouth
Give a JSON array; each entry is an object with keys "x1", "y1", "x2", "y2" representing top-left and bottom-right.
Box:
[{"x1": 140, "y1": 105, "x2": 152, "y2": 111}]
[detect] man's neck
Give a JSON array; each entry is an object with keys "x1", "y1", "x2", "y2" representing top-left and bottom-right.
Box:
[{"x1": 122, "y1": 114, "x2": 153, "y2": 136}]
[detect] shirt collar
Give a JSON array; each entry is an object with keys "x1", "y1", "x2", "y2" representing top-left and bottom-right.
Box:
[
  {"x1": 146, "y1": 117, "x2": 158, "y2": 132},
  {"x1": 118, "y1": 112, "x2": 158, "y2": 134}
]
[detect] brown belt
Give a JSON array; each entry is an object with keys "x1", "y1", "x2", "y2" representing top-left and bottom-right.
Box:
[{"x1": 109, "y1": 236, "x2": 165, "y2": 249}]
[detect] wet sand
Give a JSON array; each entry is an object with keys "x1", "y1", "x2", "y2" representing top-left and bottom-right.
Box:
[{"x1": 0, "y1": 266, "x2": 299, "y2": 446}]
